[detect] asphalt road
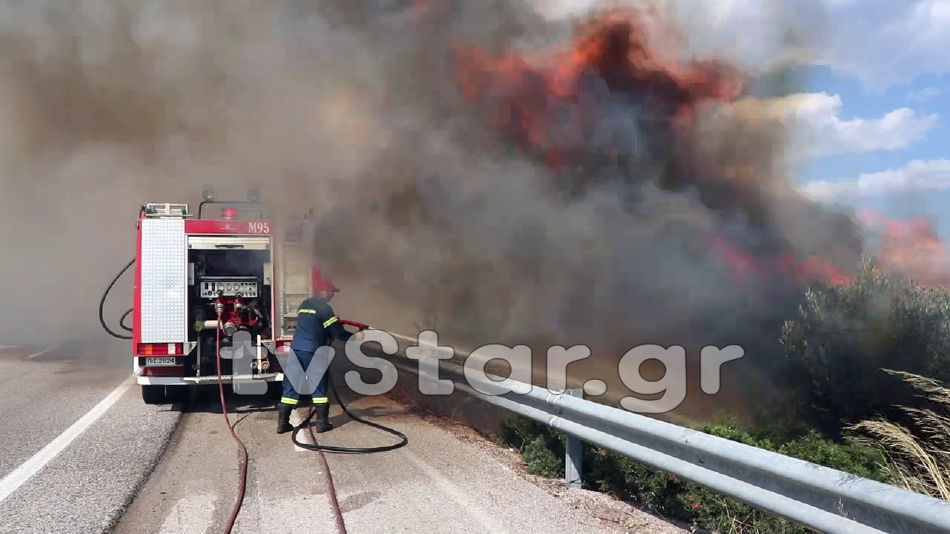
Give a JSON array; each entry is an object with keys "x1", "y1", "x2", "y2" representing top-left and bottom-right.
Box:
[
  {"x1": 0, "y1": 343, "x2": 180, "y2": 533},
  {"x1": 0, "y1": 341, "x2": 681, "y2": 533},
  {"x1": 115, "y1": 386, "x2": 683, "y2": 534}
]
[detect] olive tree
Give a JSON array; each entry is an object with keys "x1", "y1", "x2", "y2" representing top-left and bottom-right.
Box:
[{"x1": 780, "y1": 260, "x2": 950, "y2": 431}]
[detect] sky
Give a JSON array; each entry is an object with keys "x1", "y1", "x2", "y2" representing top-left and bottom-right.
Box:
[
  {"x1": 786, "y1": 0, "x2": 950, "y2": 235},
  {"x1": 541, "y1": 0, "x2": 950, "y2": 234}
]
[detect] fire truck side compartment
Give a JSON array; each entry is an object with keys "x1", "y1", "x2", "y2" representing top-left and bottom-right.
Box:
[{"x1": 140, "y1": 218, "x2": 188, "y2": 344}]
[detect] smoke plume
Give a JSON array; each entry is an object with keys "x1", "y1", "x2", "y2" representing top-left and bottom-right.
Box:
[
  {"x1": 0, "y1": 0, "x2": 396, "y2": 343},
  {"x1": 0, "y1": 0, "x2": 873, "y2": 414},
  {"x1": 310, "y1": 2, "x2": 865, "y2": 350}
]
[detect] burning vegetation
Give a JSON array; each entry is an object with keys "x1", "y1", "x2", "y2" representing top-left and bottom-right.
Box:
[
  {"x1": 442, "y1": 4, "x2": 948, "y2": 294},
  {"x1": 862, "y1": 210, "x2": 950, "y2": 288},
  {"x1": 445, "y1": 5, "x2": 869, "y2": 292},
  {"x1": 455, "y1": 10, "x2": 745, "y2": 169}
]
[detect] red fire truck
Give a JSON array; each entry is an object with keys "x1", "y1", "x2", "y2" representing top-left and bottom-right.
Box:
[{"x1": 127, "y1": 191, "x2": 321, "y2": 404}]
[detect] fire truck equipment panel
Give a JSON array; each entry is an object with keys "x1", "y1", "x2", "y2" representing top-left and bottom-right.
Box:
[{"x1": 199, "y1": 277, "x2": 260, "y2": 298}]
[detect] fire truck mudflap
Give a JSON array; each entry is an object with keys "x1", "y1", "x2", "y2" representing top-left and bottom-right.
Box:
[{"x1": 133, "y1": 198, "x2": 307, "y2": 404}]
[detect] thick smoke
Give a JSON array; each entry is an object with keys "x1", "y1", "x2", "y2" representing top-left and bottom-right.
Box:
[
  {"x1": 0, "y1": 0, "x2": 865, "y2": 414},
  {"x1": 0, "y1": 0, "x2": 397, "y2": 343},
  {"x1": 312, "y1": 2, "x2": 864, "y2": 350}
]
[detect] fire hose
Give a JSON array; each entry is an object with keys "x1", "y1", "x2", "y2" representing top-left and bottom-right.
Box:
[
  {"x1": 101, "y1": 260, "x2": 407, "y2": 533},
  {"x1": 287, "y1": 321, "x2": 408, "y2": 534},
  {"x1": 290, "y1": 321, "x2": 409, "y2": 455},
  {"x1": 289, "y1": 382, "x2": 407, "y2": 534},
  {"x1": 99, "y1": 258, "x2": 135, "y2": 340},
  {"x1": 216, "y1": 320, "x2": 408, "y2": 534},
  {"x1": 290, "y1": 374, "x2": 409, "y2": 453},
  {"x1": 215, "y1": 314, "x2": 249, "y2": 534}
]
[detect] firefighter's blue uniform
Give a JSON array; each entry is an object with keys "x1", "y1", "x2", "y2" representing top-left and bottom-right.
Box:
[{"x1": 280, "y1": 297, "x2": 352, "y2": 407}]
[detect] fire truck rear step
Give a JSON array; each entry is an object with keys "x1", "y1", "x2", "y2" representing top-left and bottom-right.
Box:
[{"x1": 181, "y1": 373, "x2": 284, "y2": 384}]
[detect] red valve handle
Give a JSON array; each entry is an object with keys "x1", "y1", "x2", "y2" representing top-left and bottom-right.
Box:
[{"x1": 340, "y1": 319, "x2": 369, "y2": 331}]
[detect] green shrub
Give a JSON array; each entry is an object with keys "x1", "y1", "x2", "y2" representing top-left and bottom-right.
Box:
[
  {"x1": 499, "y1": 417, "x2": 891, "y2": 533},
  {"x1": 776, "y1": 431, "x2": 889, "y2": 482},
  {"x1": 498, "y1": 417, "x2": 565, "y2": 477},
  {"x1": 523, "y1": 436, "x2": 563, "y2": 477},
  {"x1": 780, "y1": 260, "x2": 950, "y2": 432}
]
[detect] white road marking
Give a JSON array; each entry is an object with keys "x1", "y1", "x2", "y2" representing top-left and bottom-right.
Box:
[
  {"x1": 25, "y1": 348, "x2": 52, "y2": 360},
  {"x1": 0, "y1": 345, "x2": 20, "y2": 350},
  {"x1": 0, "y1": 379, "x2": 132, "y2": 503}
]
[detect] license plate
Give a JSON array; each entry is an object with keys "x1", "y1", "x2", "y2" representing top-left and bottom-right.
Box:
[{"x1": 145, "y1": 357, "x2": 177, "y2": 366}]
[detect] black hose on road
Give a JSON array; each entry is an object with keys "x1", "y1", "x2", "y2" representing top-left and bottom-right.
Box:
[
  {"x1": 291, "y1": 365, "x2": 410, "y2": 534},
  {"x1": 290, "y1": 374, "x2": 409, "y2": 454}
]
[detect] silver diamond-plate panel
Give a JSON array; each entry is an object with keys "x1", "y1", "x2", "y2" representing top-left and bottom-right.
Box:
[{"x1": 141, "y1": 218, "x2": 187, "y2": 343}]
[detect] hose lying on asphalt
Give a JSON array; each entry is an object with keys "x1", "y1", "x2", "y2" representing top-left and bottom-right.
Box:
[
  {"x1": 292, "y1": 375, "x2": 408, "y2": 534},
  {"x1": 103, "y1": 260, "x2": 246, "y2": 531},
  {"x1": 216, "y1": 320, "x2": 249, "y2": 534},
  {"x1": 290, "y1": 336, "x2": 409, "y2": 534},
  {"x1": 290, "y1": 371, "x2": 408, "y2": 454},
  {"x1": 306, "y1": 421, "x2": 348, "y2": 534}
]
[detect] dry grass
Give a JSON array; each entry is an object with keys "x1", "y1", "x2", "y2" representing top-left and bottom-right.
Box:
[{"x1": 849, "y1": 370, "x2": 950, "y2": 501}]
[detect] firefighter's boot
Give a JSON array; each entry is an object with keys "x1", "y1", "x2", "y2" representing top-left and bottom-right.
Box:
[
  {"x1": 277, "y1": 403, "x2": 294, "y2": 434},
  {"x1": 314, "y1": 403, "x2": 333, "y2": 433}
]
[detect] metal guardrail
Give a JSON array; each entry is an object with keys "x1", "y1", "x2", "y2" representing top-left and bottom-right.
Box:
[{"x1": 380, "y1": 342, "x2": 950, "y2": 534}]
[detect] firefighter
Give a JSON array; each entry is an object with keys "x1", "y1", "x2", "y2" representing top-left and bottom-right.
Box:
[{"x1": 276, "y1": 281, "x2": 356, "y2": 434}]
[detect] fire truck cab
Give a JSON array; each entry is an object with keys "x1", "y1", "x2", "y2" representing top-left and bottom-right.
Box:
[{"x1": 132, "y1": 192, "x2": 316, "y2": 404}]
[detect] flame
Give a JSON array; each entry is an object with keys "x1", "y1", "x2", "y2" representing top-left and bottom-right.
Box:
[
  {"x1": 860, "y1": 210, "x2": 950, "y2": 287},
  {"x1": 453, "y1": 7, "x2": 856, "y2": 288},
  {"x1": 454, "y1": 8, "x2": 745, "y2": 168},
  {"x1": 714, "y1": 211, "x2": 950, "y2": 289},
  {"x1": 447, "y1": 6, "x2": 948, "y2": 290},
  {"x1": 713, "y1": 237, "x2": 853, "y2": 287}
]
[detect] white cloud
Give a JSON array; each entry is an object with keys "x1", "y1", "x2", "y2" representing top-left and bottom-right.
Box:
[
  {"x1": 803, "y1": 159, "x2": 950, "y2": 200},
  {"x1": 697, "y1": 0, "x2": 950, "y2": 90},
  {"x1": 769, "y1": 92, "x2": 939, "y2": 159},
  {"x1": 696, "y1": 0, "x2": 950, "y2": 89},
  {"x1": 907, "y1": 87, "x2": 945, "y2": 103},
  {"x1": 820, "y1": 0, "x2": 950, "y2": 89}
]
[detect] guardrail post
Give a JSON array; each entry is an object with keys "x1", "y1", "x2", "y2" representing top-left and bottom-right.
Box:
[{"x1": 565, "y1": 388, "x2": 583, "y2": 488}]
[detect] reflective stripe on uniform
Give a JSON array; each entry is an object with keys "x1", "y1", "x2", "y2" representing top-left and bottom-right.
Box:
[
  {"x1": 280, "y1": 397, "x2": 299, "y2": 405},
  {"x1": 323, "y1": 316, "x2": 339, "y2": 328},
  {"x1": 312, "y1": 396, "x2": 329, "y2": 404},
  {"x1": 299, "y1": 309, "x2": 317, "y2": 315}
]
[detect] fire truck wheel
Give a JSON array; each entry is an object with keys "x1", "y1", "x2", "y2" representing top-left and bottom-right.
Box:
[{"x1": 141, "y1": 385, "x2": 168, "y2": 405}]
